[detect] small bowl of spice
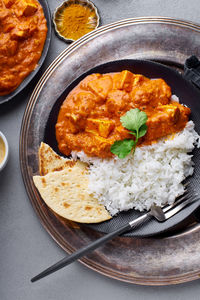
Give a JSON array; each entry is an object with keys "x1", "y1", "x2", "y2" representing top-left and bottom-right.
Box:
[
  {"x1": 0, "y1": 131, "x2": 9, "y2": 172},
  {"x1": 53, "y1": 0, "x2": 100, "y2": 42}
]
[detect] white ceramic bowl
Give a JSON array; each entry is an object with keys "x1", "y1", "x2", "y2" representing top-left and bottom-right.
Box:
[{"x1": 0, "y1": 131, "x2": 9, "y2": 171}]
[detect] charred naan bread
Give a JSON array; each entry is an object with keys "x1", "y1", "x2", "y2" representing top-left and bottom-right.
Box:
[
  {"x1": 34, "y1": 143, "x2": 111, "y2": 223},
  {"x1": 38, "y1": 142, "x2": 85, "y2": 175},
  {"x1": 33, "y1": 166, "x2": 111, "y2": 223}
]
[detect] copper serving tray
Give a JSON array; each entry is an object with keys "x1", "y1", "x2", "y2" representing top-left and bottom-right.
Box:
[{"x1": 20, "y1": 17, "x2": 200, "y2": 285}]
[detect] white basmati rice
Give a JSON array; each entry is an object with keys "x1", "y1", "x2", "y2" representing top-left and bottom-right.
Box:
[{"x1": 72, "y1": 121, "x2": 200, "y2": 215}]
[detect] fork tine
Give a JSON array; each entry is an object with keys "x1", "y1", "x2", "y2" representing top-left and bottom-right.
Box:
[
  {"x1": 183, "y1": 181, "x2": 190, "y2": 188},
  {"x1": 163, "y1": 188, "x2": 198, "y2": 214},
  {"x1": 164, "y1": 194, "x2": 198, "y2": 219},
  {"x1": 163, "y1": 190, "x2": 190, "y2": 213}
]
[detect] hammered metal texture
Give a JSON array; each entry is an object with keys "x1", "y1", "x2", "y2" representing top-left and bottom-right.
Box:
[{"x1": 20, "y1": 17, "x2": 200, "y2": 285}]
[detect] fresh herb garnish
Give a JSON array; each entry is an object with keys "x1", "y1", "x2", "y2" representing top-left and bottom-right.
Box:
[
  {"x1": 110, "y1": 139, "x2": 135, "y2": 159},
  {"x1": 111, "y1": 108, "x2": 148, "y2": 158}
]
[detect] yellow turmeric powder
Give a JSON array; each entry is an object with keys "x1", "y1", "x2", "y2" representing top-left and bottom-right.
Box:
[{"x1": 55, "y1": 3, "x2": 98, "y2": 41}]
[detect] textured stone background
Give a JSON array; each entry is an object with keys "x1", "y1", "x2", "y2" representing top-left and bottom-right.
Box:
[{"x1": 1, "y1": 1, "x2": 200, "y2": 299}]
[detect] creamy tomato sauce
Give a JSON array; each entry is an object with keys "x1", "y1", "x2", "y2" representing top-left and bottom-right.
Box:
[
  {"x1": 56, "y1": 71, "x2": 190, "y2": 158},
  {"x1": 0, "y1": 0, "x2": 47, "y2": 95}
]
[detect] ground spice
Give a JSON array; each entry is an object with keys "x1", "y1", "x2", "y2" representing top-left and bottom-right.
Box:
[{"x1": 56, "y1": 3, "x2": 97, "y2": 40}]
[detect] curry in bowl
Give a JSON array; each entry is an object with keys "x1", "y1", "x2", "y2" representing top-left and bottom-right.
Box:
[
  {"x1": 56, "y1": 70, "x2": 190, "y2": 158},
  {"x1": 0, "y1": 0, "x2": 47, "y2": 95}
]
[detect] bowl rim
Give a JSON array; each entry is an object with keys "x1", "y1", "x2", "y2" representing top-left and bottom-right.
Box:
[
  {"x1": 0, "y1": 131, "x2": 9, "y2": 171},
  {"x1": 53, "y1": 0, "x2": 100, "y2": 43}
]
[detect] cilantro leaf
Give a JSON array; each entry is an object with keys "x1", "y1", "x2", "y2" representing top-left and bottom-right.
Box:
[
  {"x1": 120, "y1": 109, "x2": 148, "y2": 132},
  {"x1": 138, "y1": 123, "x2": 147, "y2": 138},
  {"x1": 110, "y1": 108, "x2": 148, "y2": 159},
  {"x1": 111, "y1": 139, "x2": 135, "y2": 158}
]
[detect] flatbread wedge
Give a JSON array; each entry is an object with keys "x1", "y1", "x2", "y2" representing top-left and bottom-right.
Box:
[
  {"x1": 33, "y1": 152, "x2": 111, "y2": 223},
  {"x1": 39, "y1": 142, "x2": 85, "y2": 176}
]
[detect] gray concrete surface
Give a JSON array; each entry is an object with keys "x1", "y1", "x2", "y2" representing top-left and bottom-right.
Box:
[{"x1": 1, "y1": 0, "x2": 200, "y2": 299}]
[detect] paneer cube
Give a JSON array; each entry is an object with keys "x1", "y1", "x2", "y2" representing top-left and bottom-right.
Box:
[
  {"x1": 113, "y1": 70, "x2": 134, "y2": 92},
  {"x1": 64, "y1": 118, "x2": 78, "y2": 134},
  {"x1": 11, "y1": 19, "x2": 37, "y2": 40},
  {"x1": 18, "y1": 0, "x2": 38, "y2": 17},
  {"x1": 23, "y1": 3, "x2": 37, "y2": 16},
  {"x1": 3, "y1": 0, "x2": 15, "y2": 8},
  {"x1": 11, "y1": 29, "x2": 28, "y2": 40},
  {"x1": 64, "y1": 113, "x2": 86, "y2": 132},
  {"x1": 157, "y1": 104, "x2": 180, "y2": 123},
  {"x1": 91, "y1": 135, "x2": 113, "y2": 157},
  {"x1": 93, "y1": 135, "x2": 113, "y2": 145},
  {"x1": 86, "y1": 118, "x2": 115, "y2": 138},
  {"x1": 74, "y1": 92, "x2": 96, "y2": 117},
  {"x1": 98, "y1": 120, "x2": 115, "y2": 138},
  {"x1": 132, "y1": 74, "x2": 148, "y2": 87},
  {"x1": 88, "y1": 75, "x2": 113, "y2": 101}
]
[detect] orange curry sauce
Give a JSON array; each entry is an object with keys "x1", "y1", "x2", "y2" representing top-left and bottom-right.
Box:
[
  {"x1": 56, "y1": 71, "x2": 190, "y2": 158},
  {"x1": 0, "y1": 0, "x2": 47, "y2": 95}
]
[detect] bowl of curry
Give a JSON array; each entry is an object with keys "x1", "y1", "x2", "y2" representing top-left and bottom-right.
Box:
[
  {"x1": 55, "y1": 71, "x2": 189, "y2": 159},
  {"x1": 0, "y1": 0, "x2": 51, "y2": 103}
]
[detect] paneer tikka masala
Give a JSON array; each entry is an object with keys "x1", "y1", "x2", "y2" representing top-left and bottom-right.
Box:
[
  {"x1": 56, "y1": 71, "x2": 190, "y2": 158},
  {"x1": 0, "y1": 0, "x2": 47, "y2": 95}
]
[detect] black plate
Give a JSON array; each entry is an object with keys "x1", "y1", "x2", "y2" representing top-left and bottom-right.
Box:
[
  {"x1": 44, "y1": 59, "x2": 200, "y2": 237},
  {"x1": 0, "y1": 0, "x2": 51, "y2": 104}
]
